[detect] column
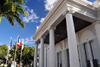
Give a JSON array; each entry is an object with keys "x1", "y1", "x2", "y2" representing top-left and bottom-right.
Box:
[
  {"x1": 39, "y1": 37, "x2": 44, "y2": 67},
  {"x1": 94, "y1": 22, "x2": 100, "y2": 46},
  {"x1": 34, "y1": 44, "x2": 38, "y2": 67},
  {"x1": 49, "y1": 27, "x2": 56, "y2": 67},
  {"x1": 65, "y1": 12, "x2": 80, "y2": 67}
]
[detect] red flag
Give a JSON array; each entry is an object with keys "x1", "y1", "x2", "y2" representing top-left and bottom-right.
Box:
[{"x1": 17, "y1": 37, "x2": 22, "y2": 48}]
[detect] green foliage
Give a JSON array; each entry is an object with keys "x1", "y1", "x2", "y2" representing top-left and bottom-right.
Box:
[
  {"x1": 0, "y1": 0, "x2": 28, "y2": 29},
  {"x1": 13, "y1": 0, "x2": 26, "y2": 4},
  {"x1": 16, "y1": 5, "x2": 28, "y2": 16},
  {"x1": 0, "y1": 66, "x2": 5, "y2": 67},
  {"x1": 0, "y1": 44, "x2": 8, "y2": 59},
  {"x1": 0, "y1": 15, "x2": 2, "y2": 24},
  {"x1": 0, "y1": 44, "x2": 8, "y2": 65},
  {"x1": 22, "y1": 45, "x2": 35, "y2": 66},
  {"x1": 9, "y1": 43, "x2": 35, "y2": 66}
]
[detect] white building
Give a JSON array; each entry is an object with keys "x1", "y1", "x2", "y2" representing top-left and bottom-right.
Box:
[{"x1": 33, "y1": 0, "x2": 100, "y2": 67}]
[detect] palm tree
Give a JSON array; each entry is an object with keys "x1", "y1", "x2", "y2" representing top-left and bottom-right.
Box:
[{"x1": 0, "y1": 0, "x2": 28, "y2": 29}]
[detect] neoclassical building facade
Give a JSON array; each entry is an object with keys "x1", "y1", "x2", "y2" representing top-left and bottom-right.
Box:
[{"x1": 33, "y1": 0, "x2": 100, "y2": 67}]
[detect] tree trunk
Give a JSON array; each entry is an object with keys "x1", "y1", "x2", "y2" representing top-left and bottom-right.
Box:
[{"x1": 25, "y1": 64, "x2": 28, "y2": 67}]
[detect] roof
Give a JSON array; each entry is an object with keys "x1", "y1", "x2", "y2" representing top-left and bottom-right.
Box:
[{"x1": 33, "y1": 0, "x2": 98, "y2": 43}]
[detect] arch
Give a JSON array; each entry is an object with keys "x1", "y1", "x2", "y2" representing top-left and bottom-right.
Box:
[
  {"x1": 80, "y1": 30, "x2": 94, "y2": 43},
  {"x1": 56, "y1": 43, "x2": 61, "y2": 52}
]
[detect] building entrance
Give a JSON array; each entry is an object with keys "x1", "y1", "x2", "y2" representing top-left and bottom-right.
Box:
[
  {"x1": 83, "y1": 40, "x2": 99, "y2": 67},
  {"x1": 57, "y1": 52, "x2": 62, "y2": 67}
]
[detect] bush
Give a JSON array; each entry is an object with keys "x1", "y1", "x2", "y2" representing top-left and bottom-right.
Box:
[{"x1": 0, "y1": 65, "x2": 5, "y2": 67}]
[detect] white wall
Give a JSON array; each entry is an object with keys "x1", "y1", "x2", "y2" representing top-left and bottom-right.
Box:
[{"x1": 43, "y1": 23, "x2": 100, "y2": 67}]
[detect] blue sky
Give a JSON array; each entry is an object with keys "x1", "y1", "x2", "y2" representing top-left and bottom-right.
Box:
[{"x1": 0, "y1": 0, "x2": 95, "y2": 47}]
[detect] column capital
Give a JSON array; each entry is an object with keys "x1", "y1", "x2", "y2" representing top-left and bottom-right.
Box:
[
  {"x1": 34, "y1": 40, "x2": 39, "y2": 45},
  {"x1": 34, "y1": 43, "x2": 38, "y2": 45},
  {"x1": 97, "y1": 20, "x2": 100, "y2": 24},
  {"x1": 62, "y1": 4, "x2": 76, "y2": 17},
  {"x1": 34, "y1": 41, "x2": 37, "y2": 45},
  {"x1": 48, "y1": 26, "x2": 56, "y2": 31},
  {"x1": 40, "y1": 36, "x2": 45, "y2": 40}
]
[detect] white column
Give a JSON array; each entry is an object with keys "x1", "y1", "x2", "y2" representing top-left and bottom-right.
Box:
[
  {"x1": 39, "y1": 37, "x2": 44, "y2": 67},
  {"x1": 65, "y1": 12, "x2": 80, "y2": 67},
  {"x1": 34, "y1": 44, "x2": 38, "y2": 67},
  {"x1": 94, "y1": 22, "x2": 100, "y2": 46},
  {"x1": 49, "y1": 27, "x2": 56, "y2": 67}
]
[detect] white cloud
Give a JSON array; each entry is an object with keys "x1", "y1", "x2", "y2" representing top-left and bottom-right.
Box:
[
  {"x1": 23, "y1": 36, "x2": 34, "y2": 44},
  {"x1": 44, "y1": 0, "x2": 57, "y2": 11},
  {"x1": 0, "y1": 42, "x2": 3, "y2": 45},
  {"x1": 26, "y1": 0, "x2": 31, "y2": 2},
  {"x1": 23, "y1": 17, "x2": 29, "y2": 23},
  {"x1": 40, "y1": 19, "x2": 42, "y2": 23},
  {"x1": 13, "y1": 36, "x2": 34, "y2": 44},
  {"x1": 22, "y1": 5, "x2": 28, "y2": 8},
  {"x1": 22, "y1": 5, "x2": 39, "y2": 23}
]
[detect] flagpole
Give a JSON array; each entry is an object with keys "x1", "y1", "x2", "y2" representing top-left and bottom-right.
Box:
[
  {"x1": 6, "y1": 37, "x2": 12, "y2": 67},
  {"x1": 20, "y1": 46, "x2": 22, "y2": 67},
  {"x1": 14, "y1": 35, "x2": 19, "y2": 66},
  {"x1": 5, "y1": 46, "x2": 9, "y2": 67},
  {"x1": 14, "y1": 43, "x2": 17, "y2": 65},
  {"x1": 20, "y1": 39, "x2": 24, "y2": 67}
]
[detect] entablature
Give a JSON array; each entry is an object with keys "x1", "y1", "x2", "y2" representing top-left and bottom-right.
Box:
[{"x1": 33, "y1": 0, "x2": 98, "y2": 43}]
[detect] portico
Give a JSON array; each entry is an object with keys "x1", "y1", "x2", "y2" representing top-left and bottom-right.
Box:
[{"x1": 33, "y1": 0, "x2": 100, "y2": 67}]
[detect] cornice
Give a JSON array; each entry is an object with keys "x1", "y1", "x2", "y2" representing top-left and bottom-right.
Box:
[
  {"x1": 69, "y1": 0, "x2": 97, "y2": 11},
  {"x1": 33, "y1": 0, "x2": 98, "y2": 41},
  {"x1": 33, "y1": 0, "x2": 64, "y2": 40},
  {"x1": 67, "y1": 4, "x2": 97, "y2": 20}
]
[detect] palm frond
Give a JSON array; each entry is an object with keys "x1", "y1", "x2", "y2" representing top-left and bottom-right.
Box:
[
  {"x1": 1, "y1": 1, "x2": 16, "y2": 13},
  {"x1": 16, "y1": 5, "x2": 28, "y2": 16},
  {"x1": 6, "y1": 14, "x2": 15, "y2": 26},
  {"x1": 13, "y1": 0, "x2": 26, "y2": 4},
  {"x1": 0, "y1": 0, "x2": 8, "y2": 6},
  {"x1": 9, "y1": 12, "x2": 25, "y2": 28},
  {"x1": 16, "y1": 18, "x2": 25, "y2": 29},
  {"x1": 0, "y1": 0, "x2": 27, "y2": 29},
  {"x1": 8, "y1": 18, "x2": 15, "y2": 26},
  {"x1": 0, "y1": 15, "x2": 2, "y2": 24}
]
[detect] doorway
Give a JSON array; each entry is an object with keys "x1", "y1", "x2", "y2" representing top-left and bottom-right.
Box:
[
  {"x1": 57, "y1": 52, "x2": 62, "y2": 67},
  {"x1": 82, "y1": 40, "x2": 99, "y2": 67}
]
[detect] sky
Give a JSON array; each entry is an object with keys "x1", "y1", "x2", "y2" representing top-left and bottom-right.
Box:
[{"x1": 0, "y1": 0, "x2": 96, "y2": 47}]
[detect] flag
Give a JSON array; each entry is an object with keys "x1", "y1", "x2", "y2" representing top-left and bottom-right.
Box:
[
  {"x1": 17, "y1": 36, "x2": 22, "y2": 48},
  {"x1": 22, "y1": 39, "x2": 24, "y2": 50},
  {"x1": 6, "y1": 36, "x2": 12, "y2": 66},
  {"x1": 10, "y1": 37, "x2": 12, "y2": 49}
]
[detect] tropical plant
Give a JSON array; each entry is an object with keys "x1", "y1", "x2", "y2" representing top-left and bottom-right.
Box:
[
  {"x1": 0, "y1": 44, "x2": 8, "y2": 59},
  {"x1": 22, "y1": 45, "x2": 35, "y2": 67},
  {"x1": 0, "y1": 0, "x2": 28, "y2": 29},
  {"x1": 9, "y1": 42, "x2": 35, "y2": 67},
  {"x1": 0, "y1": 44, "x2": 8, "y2": 64}
]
